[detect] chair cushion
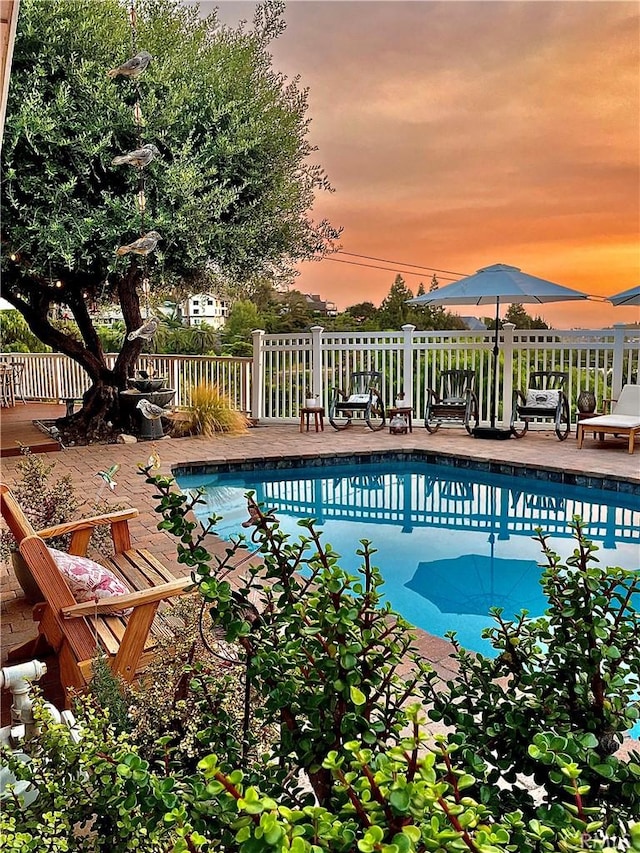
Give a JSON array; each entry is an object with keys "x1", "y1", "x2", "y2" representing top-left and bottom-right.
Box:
[
  {"x1": 346, "y1": 393, "x2": 370, "y2": 404},
  {"x1": 525, "y1": 390, "x2": 560, "y2": 409},
  {"x1": 48, "y1": 548, "x2": 132, "y2": 614},
  {"x1": 580, "y1": 414, "x2": 640, "y2": 429}
]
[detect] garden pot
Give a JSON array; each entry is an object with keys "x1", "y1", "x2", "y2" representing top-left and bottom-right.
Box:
[
  {"x1": 305, "y1": 398, "x2": 320, "y2": 408},
  {"x1": 11, "y1": 549, "x2": 44, "y2": 604}
]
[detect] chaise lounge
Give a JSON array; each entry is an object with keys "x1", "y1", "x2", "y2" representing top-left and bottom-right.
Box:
[{"x1": 576, "y1": 384, "x2": 640, "y2": 454}]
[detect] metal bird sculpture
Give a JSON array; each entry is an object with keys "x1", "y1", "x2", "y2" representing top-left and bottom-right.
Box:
[
  {"x1": 111, "y1": 144, "x2": 159, "y2": 168},
  {"x1": 107, "y1": 50, "x2": 152, "y2": 79},
  {"x1": 127, "y1": 317, "x2": 159, "y2": 341},
  {"x1": 116, "y1": 230, "x2": 161, "y2": 257},
  {"x1": 95, "y1": 463, "x2": 120, "y2": 500},
  {"x1": 136, "y1": 399, "x2": 170, "y2": 420},
  {"x1": 96, "y1": 464, "x2": 120, "y2": 491}
]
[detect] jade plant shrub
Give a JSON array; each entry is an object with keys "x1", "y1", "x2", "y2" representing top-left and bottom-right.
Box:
[
  {"x1": 143, "y1": 468, "x2": 431, "y2": 806},
  {"x1": 422, "y1": 518, "x2": 640, "y2": 836},
  {"x1": 3, "y1": 695, "x2": 620, "y2": 853},
  {"x1": 124, "y1": 596, "x2": 277, "y2": 775},
  {"x1": 4, "y1": 475, "x2": 637, "y2": 851}
]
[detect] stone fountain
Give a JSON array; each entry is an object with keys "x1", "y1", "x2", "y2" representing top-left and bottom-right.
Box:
[{"x1": 119, "y1": 371, "x2": 176, "y2": 440}]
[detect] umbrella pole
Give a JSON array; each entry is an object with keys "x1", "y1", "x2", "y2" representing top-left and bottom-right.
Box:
[
  {"x1": 490, "y1": 299, "x2": 500, "y2": 429},
  {"x1": 473, "y1": 298, "x2": 511, "y2": 439}
]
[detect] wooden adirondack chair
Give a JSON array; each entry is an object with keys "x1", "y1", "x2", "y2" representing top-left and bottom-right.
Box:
[{"x1": 1, "y1": 483, "x2": 192, "y2": 703}]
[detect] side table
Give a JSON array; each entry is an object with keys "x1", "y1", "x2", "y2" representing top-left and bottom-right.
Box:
[
  {"x1": 300, "y1": 406, "x2": 325, "y2": 433},
  {"x1": 388, "y1": 406, "x2": 413, "y2": 433},
  {"x1": 576, "y1": 411, "x2": 604, "y2": 440}
]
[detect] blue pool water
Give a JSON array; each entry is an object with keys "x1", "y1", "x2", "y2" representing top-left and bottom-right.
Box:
[{"x1": 176, "y1": 459, "x2": 640, "y2": 656}]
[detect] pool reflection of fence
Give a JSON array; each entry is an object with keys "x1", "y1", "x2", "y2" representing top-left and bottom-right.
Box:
[{"x1": 246, "y1": 470, "x2": 638, "y2": 546}]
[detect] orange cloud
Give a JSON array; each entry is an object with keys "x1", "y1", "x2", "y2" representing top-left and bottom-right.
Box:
[{"x1": 207, "y1": 1, "x2": 640, "y2": 328}]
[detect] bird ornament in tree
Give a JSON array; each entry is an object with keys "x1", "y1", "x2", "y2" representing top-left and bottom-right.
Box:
[
  {"x1": 107, "y1": 49, "x2": 152, "y2": 79},
  {"x1": 111, "y1": 143, "x2": 159, "y2": 168},
  {"x1": 127, "y1": 316, "x2": 159, "y2": 341},
  {"x1": 116, "y1": 230, "x2": 161, "y2": 257}
]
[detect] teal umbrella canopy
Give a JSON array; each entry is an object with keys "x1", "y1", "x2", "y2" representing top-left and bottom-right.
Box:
[
  {"x1": 406, "y1": 553, "x2": 544, "y2": 618},
  {"x1": 407, "y1": 263, "x2": 589, "y2": 307},
  {"x1": 607, "y1": 285, "x2": 640, "y2": 307},
  {"x1": 407, "y1": 264, "x2": 588, "y2": 433}
]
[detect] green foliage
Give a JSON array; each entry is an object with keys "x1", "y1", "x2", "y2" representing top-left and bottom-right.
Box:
[
  {"x1": 0, "y1": 310, "x2": 50, "y2": 352},
  {"x1": 4, "y1": 482, "x2": 639, "y2": 851},
  {"x1": 503, "y1": 303, "x2": 550, "y2": 329},
  {"x1": 151, "y1": 317, "x2": 221, "y2": 356},
  {"x1": 143, "y1": 473, "x2": 430, "y2": 802},
  {"x1": 378, "y1": 275, "x2": 414, "y2": 329},
  {"x1": 3, "y1": 0, "x2": 337, "y2": 288},
  {"x1": 1, "y1": 0, "x2": 338, "y2": 429},
  {"x1": 3, "y1": 667, "x2": 626, "y2": 851},
  {"x1": 220, "y1": 299, "x2": 262, "y2": 355},
  {"x1": 96, "y1": 322, "x2": 126, "y2": 354},
  {"x1": 171, "y1": 382, "x2": 249, "y2": 436},
  {"x1": 86, "y1": 654, "x2": 133, "y2": 735},
  {"x1": 422, "y1": 518, "x2": 640, "y2": 831},
  {"x1": 0, "y1": 446, "x2": 78, "y2": 561},
  {"x1": 124, "y1": 596, "x2": 275, "y2": 774}
]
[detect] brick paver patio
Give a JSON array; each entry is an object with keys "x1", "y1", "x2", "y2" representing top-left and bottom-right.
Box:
[{"x1": 1, "y1": 422, "x2": 638, "y2": 736}]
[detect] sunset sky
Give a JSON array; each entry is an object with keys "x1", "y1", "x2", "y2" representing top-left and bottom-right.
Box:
[{"x1": 206, "y1": 0, "x2": 639, "y2": 328}]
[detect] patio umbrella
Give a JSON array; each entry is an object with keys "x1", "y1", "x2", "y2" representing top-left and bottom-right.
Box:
[
  {"x1": 607, "y1": 285, "x2": 640, "y2": 307},
  {"x1": 405, "y1": 546, "x2": 544, "y2": 618},
  {"x1": 408, "y1": 263, "x2": 589, "y2": 438}
]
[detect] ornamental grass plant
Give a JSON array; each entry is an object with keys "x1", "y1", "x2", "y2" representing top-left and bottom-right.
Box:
[{"x1": 171, "y1": 382, "x2": 249, "y2": 438}]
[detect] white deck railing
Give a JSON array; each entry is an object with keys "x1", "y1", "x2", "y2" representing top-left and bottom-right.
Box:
[
  {"x1": 0, "y1": 352, "x2": 252, "y2": 413},
  {"x1": 1, "y1": 324, "x2": 638, "y2": 427},
  {"x1": 252, "y1": 324, "x2": 639, "y2": 425}
]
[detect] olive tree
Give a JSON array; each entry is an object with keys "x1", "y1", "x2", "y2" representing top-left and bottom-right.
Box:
[{"x1": 1, "y1": 0, "x2": 338, "y2": 440}]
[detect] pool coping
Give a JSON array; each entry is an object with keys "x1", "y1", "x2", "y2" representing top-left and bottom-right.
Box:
[{"x1": 172, "y1": 447, "x2": 640, "y2": 496}]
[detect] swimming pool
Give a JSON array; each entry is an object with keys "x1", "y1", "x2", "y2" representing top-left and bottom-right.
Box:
[{"x1": 176, "y1": 457, "x2": 639, "y2": 655}]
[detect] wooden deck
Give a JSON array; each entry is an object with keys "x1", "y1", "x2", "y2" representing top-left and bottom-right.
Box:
[{"x1": 0, "y1": 402, "x2": 67, "y2": 457}]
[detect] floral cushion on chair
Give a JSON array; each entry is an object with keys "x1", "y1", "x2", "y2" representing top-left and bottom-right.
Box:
[{"x1": 48, "y1": 548, "x2": 132, "y2": 614}]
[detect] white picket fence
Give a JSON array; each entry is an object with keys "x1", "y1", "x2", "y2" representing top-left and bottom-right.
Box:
[
  {"x1": 1, "y1": 352, "x2": 252, "y2": 414},
  {"x1": 252, "y1": 324, "x2": 639, "y2": 425},
  {"x1": 2, "y1": 324, "x2": 638, "y2": 427}
]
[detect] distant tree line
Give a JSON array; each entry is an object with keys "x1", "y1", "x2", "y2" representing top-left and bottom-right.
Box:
[{"x1": 0, "y1": 272, "x2": 550, "y2": 358}]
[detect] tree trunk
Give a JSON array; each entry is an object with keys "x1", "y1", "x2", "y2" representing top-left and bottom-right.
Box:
[
  {"x1": 60, "y1": 370, "x2": 134, "y2": 443},
  {"x1": 4, "y1": 266, "x2": 147, "y2": 443}
]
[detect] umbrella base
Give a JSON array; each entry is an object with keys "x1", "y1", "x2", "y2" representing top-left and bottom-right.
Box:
[{"x1": 473, "y1": 426, "x2": 513, "y2": 440}]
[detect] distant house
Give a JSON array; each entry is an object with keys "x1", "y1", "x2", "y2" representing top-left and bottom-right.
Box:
[
  {"x1": 179, "y1": 293, "x2": 230, "y2": 328},
  {"x1": 95, "y1": 292, "x2": 230, "y2": 329},
  {"x1": 461, "y1": 316, "x2": 487, "y2": 331},
  {"x1": 302, "y1": 293, "x2": 338, "y2": 317}
]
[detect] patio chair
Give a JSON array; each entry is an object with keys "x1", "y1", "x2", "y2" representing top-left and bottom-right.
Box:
[
  {"x1": 329, "y1": 370, "x2": 386, "y2": 431},
  {"x1": 423, "y1": 369, "x2": 479, "y2": 435},
  {"x1": 576, "y1": 384, "x2": 640, "y2": 454},
  {"x1": 12, "y1": 361, "x2": 27, "y2": 405},
  {"x1": 511, "y1": 371, "x2": 570, "y2": 441},
  {"x1": 0, "y1": 483, "x2": 192, "y2": 704}
]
